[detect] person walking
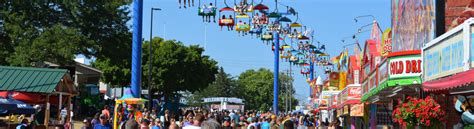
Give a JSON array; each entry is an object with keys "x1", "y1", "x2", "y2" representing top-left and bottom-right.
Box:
[
  {"x1": 152, "y1": 119, "x2": 162, "y2": 129},
  {"x1": 102, "y1": 106, "x2": 111, "y2": 120},
  {"x1": 183, "y1": 113, "x2": 205, "y2": 129},
  {"x1": 93, "y1": 114, "x2": 112, "y2": 129},
  {"x1": 261, "y1": 118, "x2": 271, "y2": 129}
]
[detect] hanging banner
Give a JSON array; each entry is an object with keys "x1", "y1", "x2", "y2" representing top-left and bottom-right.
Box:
[
  {"x1": 329, "y1": 72, "x2": 340, "y2": 90},
  {"x1": 392, "y1": 0, "x2": 436, "y2": 52},
  {"x1": 350, "y1": 104, "x2": 364, "y2": 117},
  {"x1": 389, "y1": 55, "x2": 422, "y2": 79},
  {"x1": 381, "y1": 28, "x2": 392, "y2": 56},
  {"x1": 338, "y1": 72, "x2": 347, "y2": 90}
]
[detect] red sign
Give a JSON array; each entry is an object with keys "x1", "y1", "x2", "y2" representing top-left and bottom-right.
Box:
[{"x1": 348, "y1": 87, "x2": 362, "y2": 99}]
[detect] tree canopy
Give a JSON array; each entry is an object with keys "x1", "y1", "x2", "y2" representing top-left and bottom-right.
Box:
[
  {"x1": 236, "y1": 68, "x2": 298, "y2": 111},
  {"x1": 142, "y1": 37, "x2": 219, "y2": 99},
  {"x1": 0, "y1": 1, "x2": 133, "y2": 85},
  {"x1": 188, "y1": 67, "x2": 238, "y2": 106}
]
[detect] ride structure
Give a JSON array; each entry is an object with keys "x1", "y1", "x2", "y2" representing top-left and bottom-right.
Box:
[{"x1": 178, "y1": 0, "x2": 333, "y2": 114}]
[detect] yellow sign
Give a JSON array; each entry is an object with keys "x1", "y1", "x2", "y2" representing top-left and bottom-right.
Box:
[{"x1": 338, "y1": 72, "x2": 347, "y2": 90}]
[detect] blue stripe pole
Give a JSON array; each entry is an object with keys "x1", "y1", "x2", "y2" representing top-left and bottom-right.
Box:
[
  {"x1": 273, "y1": 28, "x2": 280, "y2": 115},
  {"x1": 131, "y1": 0, "x2": 143, "y2": 98},
  {"x1": 309, "y1": 61, "x2": 314, "y2": 98}
]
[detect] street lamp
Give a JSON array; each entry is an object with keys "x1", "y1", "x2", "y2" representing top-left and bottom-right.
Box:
[
  {"x1": 148, "y1": 7, "x2": 161, "y2": 110},
  {"x1": 354, "y1": 15, "x2": 383, "y2": 33}
]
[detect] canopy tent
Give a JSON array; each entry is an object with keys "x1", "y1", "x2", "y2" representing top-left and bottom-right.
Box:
[
  {"x1": 0, "y1": 97, "x2": 35, "y2": 115},
  {"x1": 0, "y1": 66, "x2": 76, "y2": 127}
]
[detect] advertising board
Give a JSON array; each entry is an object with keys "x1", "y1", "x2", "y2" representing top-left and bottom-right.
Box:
[
  {"x1": 392, "y1": 0, "x2": 436, "y2": 52},
  {"x1": 350, "y1": 104, "x2": 364, "y2": 117},
  {"x1": 389, "y1": 55, "x2": 422, "y2": 79},
  {"x1": 423, "y1": 30, "x2": 465, "y2": 81}
]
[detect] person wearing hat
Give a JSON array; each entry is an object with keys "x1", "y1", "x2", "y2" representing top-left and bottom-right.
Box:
[{"x1": 93, "y1": 114, "x2": 111, "y2": 129}]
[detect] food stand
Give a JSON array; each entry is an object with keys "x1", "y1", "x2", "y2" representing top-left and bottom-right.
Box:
[
  {"x1": 422, "y1": 18, "x2": 474, "y2": 127},
  {"x1": 0, "y1": 66, "x2": 77, "y2": 128}
]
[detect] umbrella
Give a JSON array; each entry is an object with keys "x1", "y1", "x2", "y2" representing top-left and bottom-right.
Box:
[
  {"x1": 0, "y1": 97, "x2": 35, "y2": 115},
  {"x1": 118, "y1": 89, "x2": 147, "y2": 104}
]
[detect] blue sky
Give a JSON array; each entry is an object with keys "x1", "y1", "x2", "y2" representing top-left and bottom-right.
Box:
[{"x1": 128, "y1": 0, "x2": 391, "y2": 104}]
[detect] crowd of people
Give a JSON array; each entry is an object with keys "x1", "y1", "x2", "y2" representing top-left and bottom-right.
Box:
[{"x1": 78, "y1": 104, "x2": 343, "y2": 129}]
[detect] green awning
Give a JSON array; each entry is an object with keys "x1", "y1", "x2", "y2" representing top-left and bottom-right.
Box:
[
  {"x1": 361, "y1": 77, "x2": 421, "y2": 102},
  {"x1": 0, "y1": 66, "x2": 71, "y2": 94}
]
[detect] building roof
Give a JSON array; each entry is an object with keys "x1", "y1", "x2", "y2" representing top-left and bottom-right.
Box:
[{"x1": 0, "y1": 66, "x2": 73, "y2": 94}]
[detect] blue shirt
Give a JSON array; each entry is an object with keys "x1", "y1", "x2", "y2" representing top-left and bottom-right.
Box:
[
  {"x1": 93, "y1": 124, "x2": 111, "y2": 129},
  {"x1": 152, "y1": 125, "x2": 161, "y2": 129},
  {"x1": 261, "y1": 122, "x2": 270, "y2": 129}
]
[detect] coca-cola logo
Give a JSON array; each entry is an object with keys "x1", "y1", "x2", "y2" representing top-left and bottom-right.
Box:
[{"x1": 348, "y1": 87, "x2": 361, "y2": 97}]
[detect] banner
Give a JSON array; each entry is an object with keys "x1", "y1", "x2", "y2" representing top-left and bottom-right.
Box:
[
  {"x1": 350, "y1": 104, "x2": 364, "y2": 117},
  {"x1": 381, "y1": 28, "x2": 392, "y2": 56},
  {"x1": 338, "y1": 72, "x2": 347, "y2": 90},
  {"x1": 329, "y1": 72, "x2": 340, "y2": 90},
  {"x1": 392, "y1": 0, "x2": 435, "y2": 52}
]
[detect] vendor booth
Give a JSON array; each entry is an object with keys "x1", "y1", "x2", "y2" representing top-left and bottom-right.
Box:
[
  {"x1": 0, "y1": 66, "x2": 77, "y2": 128},
  {"x1": 422, "y1": 18, "x2": 474, "y2": 128}
]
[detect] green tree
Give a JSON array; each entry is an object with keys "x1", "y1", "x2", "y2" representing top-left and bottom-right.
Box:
[
  {"x1": 236, "y1": 68, "x2": 298, "y2": 111},
  {"x1": 188, "y1": 67, "x2": 237, "y2": 106},
  {"x1": 142, "y1": 37, "x2": 219, "y2": 101},
  {"x1": 0, "y1": 1, "x2": 132, "y2": 85}
]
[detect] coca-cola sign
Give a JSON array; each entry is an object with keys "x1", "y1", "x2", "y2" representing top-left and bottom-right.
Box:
[
  {"x1": 348, "y1": 87, "x2": 361, "y2": 99},
  {"x1": 341, "y1": 86, "x2": 362, "y2": 104}
]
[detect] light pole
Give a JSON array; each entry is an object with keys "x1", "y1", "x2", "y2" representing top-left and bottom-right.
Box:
[
  {"x1": 148, "y1": 7, "x2": 161, "y2": 110},
  {"x1": 354, "y1": 15, "x2": 383, "y2": 33}
]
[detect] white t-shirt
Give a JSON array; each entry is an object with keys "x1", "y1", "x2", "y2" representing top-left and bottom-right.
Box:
[{"x1": 183, "y1": 125, "x2": 201, "y2": 129}]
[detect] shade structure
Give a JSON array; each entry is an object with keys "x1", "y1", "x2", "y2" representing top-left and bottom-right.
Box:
[
  {"x1": 118, "y1": 89, "x2": 147, "y2": 104},
  {"x1": 117, "y1": 98, "x2": 147, "y2": 105},
  {"x1": 290, "y1": 22, "x2": 302, "y2": 27},
  {"x1": 423, "y1": 69, "x2": 474, "y2": 92},
  {"x1": 267, "y1": 12, "x2": 281, "y2": 18},
  {"x1": 253, "y1": 4, "x2": 269, "y2": 11},
  {"x1": 219, "y1": 7, "x2": 234, "y2": 12},
  {"x1": 0, "y1": 97, "x2": 35, "y2": 115},
  {"x1": 236, "y1": 14, "x2": 250, "y2": 19},
  {"x1": 278, "y1": 16, "x2": 292, "y2": 22}
]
